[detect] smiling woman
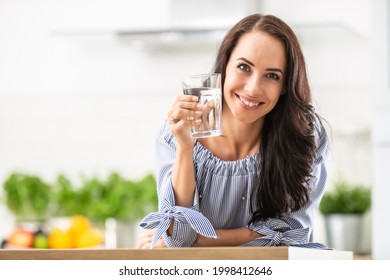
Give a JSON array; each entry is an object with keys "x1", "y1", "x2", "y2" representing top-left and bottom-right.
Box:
[{"x1": 138, "y1": 13, "x2": 330, "y2": 249}]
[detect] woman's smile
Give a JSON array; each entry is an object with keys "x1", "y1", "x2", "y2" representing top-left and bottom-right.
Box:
[{"x1": 236, "y1": 93, "x2": 265, "y2": 110}]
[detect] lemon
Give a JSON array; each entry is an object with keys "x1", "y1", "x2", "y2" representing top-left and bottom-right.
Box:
[
  {"x1": 48, "y1": 228, "x2": 73, "y2": 249},
  {"x1": 74, "y1": 228, "x2": 104, "y2": 248}
]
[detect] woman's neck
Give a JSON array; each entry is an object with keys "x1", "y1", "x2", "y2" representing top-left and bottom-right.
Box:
[{"x1": 199, "y1": 111, "x2": 263, "y2": 161}]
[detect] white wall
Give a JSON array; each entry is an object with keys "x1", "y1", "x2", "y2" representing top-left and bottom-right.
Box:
[
  {"x1": 0, "y1": 0, "x2": 374, "y2": 251},
  {"x1": 371, "y1": 0, "x2": 390, "y2": 260}
]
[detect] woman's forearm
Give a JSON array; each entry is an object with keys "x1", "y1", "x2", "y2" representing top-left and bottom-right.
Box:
[
  {"x1": 171, "y1": 145, "x2": 196, "y2": 207},
  {"x1": 193, "y1": 227, "x2": 263, "y2": 247}
]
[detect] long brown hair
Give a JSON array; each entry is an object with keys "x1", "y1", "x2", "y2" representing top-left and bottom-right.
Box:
[{"x1": 213, "y1": 14, "x2": 319, "y2": 223}]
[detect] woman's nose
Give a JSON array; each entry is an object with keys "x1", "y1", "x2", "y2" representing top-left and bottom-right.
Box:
[{"x1": 244, "y1": 75, "x2": 261, "y2": 96}]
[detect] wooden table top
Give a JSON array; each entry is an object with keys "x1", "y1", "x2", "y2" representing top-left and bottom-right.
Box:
[{"x1": 0, "y1": 246, "x2": 353, "y2": 260}]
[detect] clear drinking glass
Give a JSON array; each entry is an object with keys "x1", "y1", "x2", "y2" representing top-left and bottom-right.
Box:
[{"x1": 182, "y1": 73, "x2": 222, "y2": 138}]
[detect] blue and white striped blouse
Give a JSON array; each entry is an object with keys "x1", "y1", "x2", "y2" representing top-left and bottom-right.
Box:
[{"x1": 140, "y1": 118, "x2": 329, "y2": 248}]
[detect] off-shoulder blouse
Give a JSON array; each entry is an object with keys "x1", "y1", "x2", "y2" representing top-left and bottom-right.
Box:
[{"x1": 140, "y1": 118, "x2": 329, "y2": 248}]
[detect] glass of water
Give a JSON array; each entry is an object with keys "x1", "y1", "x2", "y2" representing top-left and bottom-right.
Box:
[{"x1": 182, "y1": 73, "x2": 222, "y2": 138}]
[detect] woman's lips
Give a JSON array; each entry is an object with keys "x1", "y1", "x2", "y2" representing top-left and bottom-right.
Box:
[{"x1": 236, "y1": 94, "x2": 264, "y2": 110}]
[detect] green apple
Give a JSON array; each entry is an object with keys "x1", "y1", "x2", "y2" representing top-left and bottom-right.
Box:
[{"x1": 33, "y1": 234, "x2": 49, "y2": 249}]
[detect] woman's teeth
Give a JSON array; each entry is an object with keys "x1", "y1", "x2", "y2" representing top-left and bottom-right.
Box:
[{"x1": 239, "y1": 96, "x2": 260, "y2": 107}]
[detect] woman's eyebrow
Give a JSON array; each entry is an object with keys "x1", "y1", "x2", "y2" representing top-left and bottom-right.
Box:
[
  {"x1": 237, "y1": 57, "x2": 255, "y2": 66},
  {"x1": 237, "y1": 57, "x2": 284, "y2": 75},
  {"x1": 266, "y1": 68, "x2": 284, "y2": 75}
]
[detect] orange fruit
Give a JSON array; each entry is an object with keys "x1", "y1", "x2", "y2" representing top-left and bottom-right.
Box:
[{"x1": 69, "y1": 215, "x2": 91, "y2": 236}]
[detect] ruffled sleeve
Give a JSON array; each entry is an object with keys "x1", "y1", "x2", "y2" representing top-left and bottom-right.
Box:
[{"x1": 139, "y1": 120, "x2": 217, "y2": 247}]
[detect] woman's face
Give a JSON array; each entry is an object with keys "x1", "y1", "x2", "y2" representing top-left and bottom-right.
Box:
[{"x1": 223, "y1": 31, "x2": 286, "y2": 124}]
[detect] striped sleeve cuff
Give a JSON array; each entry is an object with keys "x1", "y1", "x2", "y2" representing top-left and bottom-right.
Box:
[
  {"x1": 139, "y1": 184, "x2": 218, "y2": 248},
  {"x1": 162, "y1": 221, "x2": 197, "y2": 247},
  {"x1": 245, "y1": 218, "x2": 327, "y2": 248},
  {"x1": 139, "y1": 205, "x2": 218, "y2": 247}
]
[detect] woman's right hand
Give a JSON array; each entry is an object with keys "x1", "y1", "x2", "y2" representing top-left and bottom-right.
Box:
[
  {"x1": 136, "y1": 229, "x2": 167, "y2": 249},
  {"x1": 167, "y1": 95, "x2": 202, "y2": 147}
]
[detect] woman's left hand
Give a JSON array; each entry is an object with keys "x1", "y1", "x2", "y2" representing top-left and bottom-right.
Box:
[{"x1": 136, "y1": 229, "x2": 168, "y2": 249}]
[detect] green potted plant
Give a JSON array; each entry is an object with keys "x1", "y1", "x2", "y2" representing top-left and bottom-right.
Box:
[
  {"x1": 1, "y1": 173, "x2": 54, "y2": 248},
  {"x1": 319, "y1": 179, "x2": 371, "y2": 253},
  {"x1": 2, "y1": 172, "x2": 53, "y2": 222}
]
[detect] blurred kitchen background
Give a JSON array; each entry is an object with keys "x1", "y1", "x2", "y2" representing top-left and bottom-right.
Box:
[{"x1": 0, "y1": 0, "x2": 389, "y2": 258}]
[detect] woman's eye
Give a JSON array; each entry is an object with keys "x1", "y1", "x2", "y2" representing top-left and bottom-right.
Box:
[
  {"x1": 265, "y1": 73, "x2": 280, "y2": 80},
  {"x1": 237, "y1": 63, "x2": 250, "y2": 72}
]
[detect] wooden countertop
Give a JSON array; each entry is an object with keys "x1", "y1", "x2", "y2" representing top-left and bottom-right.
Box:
[{"x1": 0, "y1": 246, "x2": 353, "y2": 260}]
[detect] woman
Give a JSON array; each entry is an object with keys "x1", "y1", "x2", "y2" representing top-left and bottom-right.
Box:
[{"x1": 137, "y1": 13, "x2": 329, "y2": 249}]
